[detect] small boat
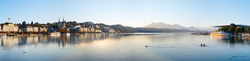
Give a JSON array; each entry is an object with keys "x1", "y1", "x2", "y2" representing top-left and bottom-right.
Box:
[
  {"x1": 7, "y1": 33, "x2": 14, "y2": 36},
  {"x1": 50, "y1": 32, "x2": 61, "y2": 36},
  {"x1": 62, "y1": 33, "x2": 70, "y2": 36}
]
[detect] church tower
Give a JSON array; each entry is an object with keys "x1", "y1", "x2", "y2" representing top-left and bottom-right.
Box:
[
  {"x1": 62, "y1": 17, "x2": 65, "y2": 28},
  {"x1": 58, "y1": 17, "x2": 61, "y2": 27}
]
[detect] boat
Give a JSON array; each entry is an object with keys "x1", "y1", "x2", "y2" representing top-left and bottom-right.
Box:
[
  {"x1": 7, "y1": 33, "x2": 14, "y2": 36},
  {"x1": 62, "y1": 33, "x2": 70, "y2": 36},
  {"x1": 210, "y1": 31, "x2": 229, "y2": 36},
  {"x1": 50, "y1": 32, "x2": 61, "y2": 36}
]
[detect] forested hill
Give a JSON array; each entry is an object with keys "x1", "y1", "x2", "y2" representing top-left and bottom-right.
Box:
[
  {"x1": 108, "y1": 24, "x2": 193, "y2": 33},
  {"x1": 109, "y1": 25, "x2": 138, "y2": 33}
]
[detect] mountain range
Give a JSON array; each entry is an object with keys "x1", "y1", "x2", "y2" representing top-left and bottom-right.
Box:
[{"x1": 143, "y1": 22, "x2": 218, "y2": 31}]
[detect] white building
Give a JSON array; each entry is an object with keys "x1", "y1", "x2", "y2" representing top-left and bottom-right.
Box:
[
  {"x1": 75, "y1": 27, "x2": 83, "y2": 32},
  {"x1": 104, "y1": 27, "x2": 116, "y2": 33},
  {"x1": 83, "y1": 27, "x2": 88, "y2": 32},
  {"x1": 75, "y1": 27, "x2": 89, "y2": 32},
  {"x1": 71, "y1": 25, "x2": 81, "y2": 29},
  {"x1": 89, "y1": 28, "x2": 95, "y2": 32},
  {"x1": 39, "y1": 27, "x2": 48, "y2": 32},
  {"x1": 1, "y1": 22, "x2": 19, "y2": 32},
  {"x1": 95, "y1": 30, "x2": 102, "y2": 33},
  {"x1": 33, "y1": 27, "x2": 38, "y2": 32},
  {"x1": 19, "y1": 26, "x2": 33, "y2": 32}
]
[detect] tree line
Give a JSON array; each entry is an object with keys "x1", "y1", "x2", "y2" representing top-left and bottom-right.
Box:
[{"x1": 218, "y1": 25, "x2": 250, "y2": 33}]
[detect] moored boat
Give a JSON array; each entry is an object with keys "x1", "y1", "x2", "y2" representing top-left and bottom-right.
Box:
[
  {"x1": 50, "y1": 32, "x2": 61, "y2": 36},
  {"x1": 62, "y1": 33, "x2": 70, "y2": 36}
]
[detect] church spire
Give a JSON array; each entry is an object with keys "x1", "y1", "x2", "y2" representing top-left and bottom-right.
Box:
[
  {"x1": 58, "y1": 17, "x2": 61, "y2": 27},
  {"x1": 58, "y1": 17, "x2": 60, "y2": 22},
  {"x1": 63, "y1": 16, "x2": 64, "y2": 21}
]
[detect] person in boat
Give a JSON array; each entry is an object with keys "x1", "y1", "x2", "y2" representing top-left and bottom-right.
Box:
[
  {"x1": 201, "y1": 43, "x2": 202, "y2": 46},
  {"x1": 203, "y1": 44, "x2": 205, "y2": 46}
]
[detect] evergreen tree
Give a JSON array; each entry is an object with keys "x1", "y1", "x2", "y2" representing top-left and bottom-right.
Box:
[
  {"x1": 235, "y1": 28, "x2": 240, "y2": 33},
  {"x1": 31, "y1": 21, "x2": 33, "y2": 25},
  {"x1": 34, "y1": 22, "x2": 40, "y2": 27},
  {"x1": 218, "y1": 27, "x2": 228, "y2": 32},
  {"x1": 22, "y1": 21, "x2": 26, "y2": 25},
  {"x1": 246, "y1": 27, "x2": 250, "y2": 33},
  {"x1": 239, "y1": 26, "x2": 245, "y2": 33},
  {"x1": 228, "y1": 25, "x2": 236, "y2": 33},
  {"x1": 225, "y1": 27, "x2": 229, "y2": 32}
]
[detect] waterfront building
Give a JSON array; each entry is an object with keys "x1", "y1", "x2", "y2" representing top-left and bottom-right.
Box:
[
  {"x1": 94, "y1": 25, "x2": 100, "y2": 29},
  {"x1": 89, "y1": 28, "x2": 95, "y2": 32},
  {"x1": 71, "y1": 25, "x2": 81, "y2": 29},
  {"x1": 0, "y1": 25, "x2": 1, "y2": 32},
  {"x1": 75, "y1": 27, "x2": 83, "y2": 32},
  {"x1": 18, "y1": 29, "x2": 23, "y2": 32},
  {"x1": 1, "y1": 22, "x2": 19, "y2": 32},
  {"x1": 39, "y1": 27, "x2": 48, "y2": 32},
  {"x1": 95, "y1": 30, "x2": 102, "y2": 33},
  {"x1": 75, "y1": 27, "x2": 89, "y2": 32},
  {"x1": 19, "y1": 25, "x2": 34, "y2": 32},
  {"x1": 33, "y1": 27, "x2": 38, "y2": 32},
  {"x1": 83, "y1": 27, "x2": 88, "y2": 32},
  {"x1": 104, "y1": 27, "x2": 116, "y2": 33}
]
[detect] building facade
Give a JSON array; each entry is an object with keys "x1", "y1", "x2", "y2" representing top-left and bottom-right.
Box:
[
  {"x1": 39, "y1": 27, "x2": 48, "y2": 32},
  {"x1": 1, "y1": 22, "x2": 19, "y2": 32},
  {"x1": 19, "y1": 26, "x2": 34, "y2": 32}
]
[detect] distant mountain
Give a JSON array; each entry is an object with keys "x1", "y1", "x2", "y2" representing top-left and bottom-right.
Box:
[{"x1": 144, "y1": 22, "x2": 199, "y2": 30}]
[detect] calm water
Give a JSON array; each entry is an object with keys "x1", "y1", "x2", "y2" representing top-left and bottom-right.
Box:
[{"x1": 1, "y1": 33, "x2": 250, "y2": 61}]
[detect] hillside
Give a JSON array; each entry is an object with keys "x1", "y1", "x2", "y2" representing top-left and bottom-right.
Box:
[{"x1": 144, "y1": 22, "x2": 199, "y2": 30}]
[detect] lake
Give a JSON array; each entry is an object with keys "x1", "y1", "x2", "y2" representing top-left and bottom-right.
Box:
[{"x1": 1, "y1": 33, "x2": 250, "y2": 61}]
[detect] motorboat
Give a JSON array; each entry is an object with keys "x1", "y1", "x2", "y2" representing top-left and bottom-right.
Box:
[
  {"x1": 50, "y1": 32, "x2": 61, "y2": 36},
  {"x1": 62, "y1": 33, "x2": 70, "y2": 36}
]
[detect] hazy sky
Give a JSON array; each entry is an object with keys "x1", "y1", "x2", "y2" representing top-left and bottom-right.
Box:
[{"x1": 1, "y1": 0, "x2": 250, "y2": 27}]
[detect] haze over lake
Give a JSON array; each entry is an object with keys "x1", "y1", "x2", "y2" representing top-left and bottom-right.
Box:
[{"x1": 1, "y1": 33, "x2": 250, "y2": 61}]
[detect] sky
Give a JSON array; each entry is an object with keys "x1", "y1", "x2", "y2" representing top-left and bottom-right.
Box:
[{"x1": 1, "y1": 0, "x2": 250, "y2": 27}]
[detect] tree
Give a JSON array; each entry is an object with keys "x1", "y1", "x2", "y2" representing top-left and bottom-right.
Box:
[
  {"x1": 47, "y1": 22, "x2": 50, "y2": 25},
  {"x1": 30, "y1": 21, "x2": 34, "y2": 26},
  {"x1": 16, "y1": 23, "x2": 21, "y2": 26},
  {"x1": 239, "y1": 26, "x2": 245, "y2": 33},
  {"x1": 235, "y1": 28, "x2": 240, "y2": 33},
  {"x1": 225, "y1": 27, "x2": 229, "y2": 32},
  {"x1": 218, "y1": 27, "x2": 228, "y2": 32},
  {"x1": 228, "y1": 25, "x2": 236, "y2": 33},
  {"x1": 85, "y1": 24, "x2": 90, "y2": 27},
  {"x1": 218, "y1": 27, "x2": 225, "y2": 31},
  {"x1": 34, "y1": 22, "x2": 40, "y2": 27},
  {"x1": 246, "y1": 27, "x2": 250, "y2": 33},
  {"x1": 58, "y1": 28, "x2": 66, "y2": 32},
  {"x1": 22, "y1": 21, "x2": 26, "y2": 25}
]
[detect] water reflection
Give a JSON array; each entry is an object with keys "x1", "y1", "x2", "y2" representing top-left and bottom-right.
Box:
[
  {"x1": 0, "y1": 33, "x2": 117, "y2": 50},
  {"x1": 210, "y1": 36, "x2": 245, "y2": 44}
]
